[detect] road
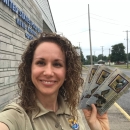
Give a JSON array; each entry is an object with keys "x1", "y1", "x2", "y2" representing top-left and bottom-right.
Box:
[{"x1": 119, "y1": 68, "x2": 130, "y2": 77}]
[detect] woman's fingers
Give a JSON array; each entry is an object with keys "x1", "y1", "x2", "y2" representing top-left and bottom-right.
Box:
[
  {"x1": 89, "y1": 104, "x2": 97, "y2": 121},
  {"x1": 83, "y1": 104, "x2": 103, "y2": 130},
  {"x1": 82, "y1": 104, "x2": 110, "y2": 130},
  {"x1": 82, "y1": 108, "x2": 91, "y2": 119},
  {"x1": 82, "y1": 104, "x2": 97, "y2": 122}
]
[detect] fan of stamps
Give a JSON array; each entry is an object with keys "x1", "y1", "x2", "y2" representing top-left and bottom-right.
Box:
[{"x1": 79, "y1": 65, "x2": 130, "y2": 115}]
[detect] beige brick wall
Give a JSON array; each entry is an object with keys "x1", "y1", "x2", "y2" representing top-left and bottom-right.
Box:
[{"x1": 0, "y1": 0, "x2": 44, "y2": 110}]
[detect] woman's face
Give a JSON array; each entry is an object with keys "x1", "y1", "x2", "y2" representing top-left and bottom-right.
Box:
[{"x1": 31, "y1": 42, "x2": 66, "y2": 98}]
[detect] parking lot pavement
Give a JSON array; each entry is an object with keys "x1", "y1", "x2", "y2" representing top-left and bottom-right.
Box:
[{"x1": 108, "y1": 103, "x2": 130, "y2": 130}]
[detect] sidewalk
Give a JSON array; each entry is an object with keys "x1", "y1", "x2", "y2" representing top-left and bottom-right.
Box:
[{"x1": 81, "y1": 66, "x2": 130, "y2": 130}]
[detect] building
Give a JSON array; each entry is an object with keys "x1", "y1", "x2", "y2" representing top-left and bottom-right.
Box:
[
  {"x1": 33, "y1": 0, "x2": 56, "y2": 32},
  {"x1": 0, "y1": 0, "x2": 56, "y2": 110}
]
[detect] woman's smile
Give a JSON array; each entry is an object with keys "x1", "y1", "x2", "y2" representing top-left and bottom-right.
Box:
[{"x1": 39, "y1": 79, "x2": 57, "y2": 86}]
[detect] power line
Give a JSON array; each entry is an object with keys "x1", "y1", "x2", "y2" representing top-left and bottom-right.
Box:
[
  {"x1": 91, "y1": 13, "x2": 123, "y2": 22},
  {"x1": 56, "y1": 12, "x2": 130, "y2": 27},
  {"x1": 56, "y1": 15, "x2": 130, "y2": 28},
  {"x1": 90, "y1": 17, "x2": 120, "y2": 26},
  {"x1": 67, "y1": 30, "x2": 89, "y2": 36},
  {"x1": 62, "y1": 29, "x2": 125, "y2": 37},
  {"x1": 56, "y1": 12, "x2": 125, "y2": 24},
  {"x1": 67, "y1": 29, "x2": 124, "y2": 37},
  {"x1": 91, "y1": 29, "x2": 124, "y2": 37},
  {"x1": 56, "y1": 17, "x2": 87, "y2": 27},
  {"x1": 57, "y1": 17, "x2": 130, "y2": 27},
  {"x1": 90, "y1": 17, "x2": 130, "y2": 27},
  {"x1": 56, "y1": 13, "x2": 87, "y2": 24}
]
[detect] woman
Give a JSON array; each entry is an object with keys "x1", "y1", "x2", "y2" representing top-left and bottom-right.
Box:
[{"x1": 0, "y1": 32, "x2": 109, "y2": 130}]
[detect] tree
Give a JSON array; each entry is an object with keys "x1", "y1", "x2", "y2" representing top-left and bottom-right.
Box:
[
  {"x1": 80, "y1": 47, "x2": 86, "y2": 65},
  {"x1": 96, "y1": 54, "x2": 108, "y2": 62},
  {"x1": 128, "y1": 53, "x2": 130, "y2": 61},
  {"x1": 85, "y1": 55, "x2": 91, "y2": 64},
  {"x1": 93, "y1": 55, "x2": 97, "y2": 63},
  {"x1": 103, "y1": 56, "x2": 108, "y2": 62},
  {"x1": 111, "y1": 43, "x2": 126, "y2": 63},
  {"x1": 97, "y1": 54, "x2": 103, "y2": 61},
  {"x1": 107, "y1": 54, "x2": 111, "y2": 65},
  {"x1": 74, "y1": 46, "x2": 86, "y2": 64},
  {"x1": 85, "y1": 55, "x2": 97, "y2": 64}
]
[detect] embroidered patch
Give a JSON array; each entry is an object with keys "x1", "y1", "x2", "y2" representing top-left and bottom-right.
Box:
[{"x1": 68, "y1": 118, "x2": 79, "y2": 130}]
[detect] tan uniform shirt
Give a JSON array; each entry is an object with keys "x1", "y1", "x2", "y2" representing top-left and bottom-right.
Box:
[{"x1": 0, "y1": 97, "x2": 86, "y2": 130}]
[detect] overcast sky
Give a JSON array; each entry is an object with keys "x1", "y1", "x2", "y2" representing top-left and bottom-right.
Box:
[{"x1": 48, "y1": 0, "x2": 130, "y2": 58}]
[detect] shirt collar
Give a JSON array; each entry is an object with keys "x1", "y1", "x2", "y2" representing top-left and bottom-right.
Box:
[
  {"x1": 32, "y1": 95, "x2": 71, "y2": 119},
  {"x1": 56, "y1": 95, "x2": 71, "y2": 115}
]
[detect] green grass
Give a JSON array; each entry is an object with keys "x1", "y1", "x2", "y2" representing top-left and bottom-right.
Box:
[
  {"x1": 82, "y1": 64, "x2": 130, "y2": 69},
  {"x1": 107, "y1": 64, "x2": 130, "y2": 69}
]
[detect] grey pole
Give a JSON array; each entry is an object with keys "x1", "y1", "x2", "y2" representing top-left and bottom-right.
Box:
[
  {"x1": 94, "y1": 51, "x2": 95, "y2": 64},
  {"x1": 109, "y1": 48, "x2": 110, "y2": 66},
  {"x1": 101, "y1": 46, "x2": 104, "y2": 60},
  {"x1": 88, "y1": 4, "x2": 93, "y2": 65},
  {"x1": 123, "y1": 30, "x2": 130, "y2": 68},
  {"x1": 126, "y1": 30, "x2": 129, "y2": 68}
]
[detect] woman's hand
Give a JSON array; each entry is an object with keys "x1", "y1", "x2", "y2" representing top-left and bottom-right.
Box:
[{"x1": 82, "y1": 104, "x2": 110, "y2": 130}]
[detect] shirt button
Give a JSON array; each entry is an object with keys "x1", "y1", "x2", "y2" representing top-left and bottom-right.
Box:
[{"x1": 55, "y1": 123, "x2": 60, "y2": 128}]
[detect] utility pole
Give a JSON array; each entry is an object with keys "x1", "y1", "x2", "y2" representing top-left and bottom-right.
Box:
[
  {"x1": 123, "y1": 30, "x2": 130, "y2": 68},
  {"x1": 78, "y1": 42, "x2": 81, "y2": 62},
  {"x1": 109, "y1": 48, "x2": 111, "y2": 66},
  {"x1": 94, "y1": 51, "x2": 95, "y2": 64},
  {"x1": 88, "y1": 4, "x2": 93, "y2": 65},
  {"x1": 101, "y1": 46, "x2": 104, "y2": 60},
  {"x1": 79, "y1": 42, "x2": 80, "y2": 53}
]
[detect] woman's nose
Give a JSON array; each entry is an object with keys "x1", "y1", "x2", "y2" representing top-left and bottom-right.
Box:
[{"x1": 43, "y1": 65, "x2": 54, "y2": 76}]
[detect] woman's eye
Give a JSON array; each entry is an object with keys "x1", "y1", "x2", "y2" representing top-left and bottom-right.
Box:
[
  {"x1": 54, "y1": 63, "x2": 62, "y2": 67},
  {"x1": 36, "y1": 61, "x2": 45, "y2": 65}
]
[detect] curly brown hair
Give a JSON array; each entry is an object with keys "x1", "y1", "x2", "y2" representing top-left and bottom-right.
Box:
[{"x1": 18, "y1": 32, "x2": 83, "y2": 117}]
